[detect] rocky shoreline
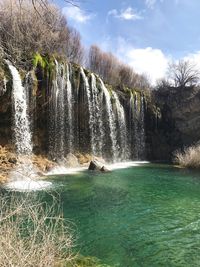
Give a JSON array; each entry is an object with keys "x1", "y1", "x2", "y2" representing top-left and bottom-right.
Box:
[{"x1": 0, "y1": 145, "x2": 108, "y2": 184}]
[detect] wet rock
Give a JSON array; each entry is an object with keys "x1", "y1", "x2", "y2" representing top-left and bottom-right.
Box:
[
  {"x1": 65, "y1": 153, "x2": 79, "y2": 167},
  {"x1": 100, "y1": 166, "x2": 110, "y2": 172},
  {"x1": 88, "y1": 160, "x2": 110, "y2": 172},
  {"x1": 88, "y1": 160, "x2": 102, "y2": 171},
  {"x1": 8, "y1": 157, "x2": 17, "y2": 164}
]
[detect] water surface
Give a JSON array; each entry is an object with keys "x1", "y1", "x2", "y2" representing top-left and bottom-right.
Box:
[{"x1": 13, "y1": 164, "x2": 200, "y2": 266}]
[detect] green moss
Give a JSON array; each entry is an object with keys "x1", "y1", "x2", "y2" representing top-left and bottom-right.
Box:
[
  {"x1": 33, "y1": 53, "x2": 47, "y2": 69},
  {"x1": 32, "y1": 53, "x2": 56, "y2": 74},
  {"x1": 61, "y1": 255, "x2": 112, "y2": 267}
]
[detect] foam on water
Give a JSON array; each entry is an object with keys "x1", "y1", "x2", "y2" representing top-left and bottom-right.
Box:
[
  {"x1": 47, "y1": 166, "x2": 87, "y2": 175},
  {"x1": 4, "y1": 179, "x2": 52, "y2": 192},
  {"x1": 108, "y1": 161, "x2": 150, "y2": 170}
]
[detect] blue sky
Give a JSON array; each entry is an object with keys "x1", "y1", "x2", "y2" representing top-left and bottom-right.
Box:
[{"x1": 56, "y1": 0, "x2": 200, "y2": 84}]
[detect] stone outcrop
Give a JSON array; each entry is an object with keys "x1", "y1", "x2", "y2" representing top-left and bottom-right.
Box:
[
  {"x1": 1, "y1": 58, "x2": 200, "y2": 163},
  {"x1": 145, "y1": 86, "x2": 200, "y2": 161},
  {"x1": 88, "y1": 160, "x2": 110, "y2": 172}
]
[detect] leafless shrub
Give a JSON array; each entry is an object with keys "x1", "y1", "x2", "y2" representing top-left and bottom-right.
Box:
[
  {"x1": 0, "y1": 193, "x2": 75, "y2": 267},
  {"x1": 174, "y1": 144, "x2": 200, "y2": 168},
  {"x1": 0, "y1": 0, "x2": 84, "y2": 67},
  {"x1": 88, "y1": 45, "x2": 150, "y2": 90}
]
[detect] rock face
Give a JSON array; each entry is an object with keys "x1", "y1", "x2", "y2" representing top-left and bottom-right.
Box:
[
  {"x1": 145, "y1": 86, "x2": 200, "y2": 161},
  {"x1": 1, "y1": 59, "x2": 200, "y2": 163},
  {"x1": 65, "y1": 153, "x2": 79, "y2": 167}
]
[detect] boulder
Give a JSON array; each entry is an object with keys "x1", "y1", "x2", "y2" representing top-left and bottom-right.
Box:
[
  {"x1": 100, "y1": 166, "x2": 110, "y2": 172},
  {"x1": 88, "y1": 160, "x2": 102, "y2": 171},
  {"x1": 88, "y1": 160, "x2": 110, "y2": 172}
]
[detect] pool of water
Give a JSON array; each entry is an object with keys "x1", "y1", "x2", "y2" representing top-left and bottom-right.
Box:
[{"x1": 5, "y1": 163, "x2": 200, "y2": 266}]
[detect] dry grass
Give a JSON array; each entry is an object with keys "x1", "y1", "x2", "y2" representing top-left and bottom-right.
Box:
[
  {"x1": 32, "y1": 154, "x2": 56, "y2": 173},
  {"x1": 0, "y1": 146, "x2": 17, "y2": 183},
  {"x1": 174, "y1": 144, "x2": 200, "y2": 168},
  {"x1": 0, "y1": 193, "x2": 75, "y2": 267}
]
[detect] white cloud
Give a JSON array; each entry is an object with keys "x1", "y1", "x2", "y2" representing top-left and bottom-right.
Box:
[
  {"x1": 145, "y1": 0, "x2": 164, "y2": 9},
  {"x1": 108, "y1": 7, "x2": 142, "y2": 21},
  {"x1": 145, "y1": 0, "x2": 157, "y2": 9},
  {"x1": 126, "y1": 47, "x2": 169, "y2": 85},
  {"x1": 62, "y1": 6, "x2": 94, "y2": 23},
  {"x1": 184, "y1": 51, "x2": 200, "y2": 69}
]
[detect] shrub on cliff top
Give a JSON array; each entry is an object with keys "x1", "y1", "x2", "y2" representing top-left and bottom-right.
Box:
[{"x1": 0, "y1": 0, "x2": 84, "y2": 67}]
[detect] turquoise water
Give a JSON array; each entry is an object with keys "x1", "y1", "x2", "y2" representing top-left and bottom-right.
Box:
[
  {"x1": 11, "y1": 164, "x2": 200, "y2": 266},
  {"x1": 46, "y1": 164, "x2": 200, "y2": 266}
]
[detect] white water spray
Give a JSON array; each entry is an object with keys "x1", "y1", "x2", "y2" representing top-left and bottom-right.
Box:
[
  {"x1": 99, "y1": 79, "x2": 118, "y2": 161},
  {"x1": 5, "y1": 62, "x2": 51, "y2": 191},
  {"x1": 7, "y1": 61, "x2": 32, "y2": 154},
  {"x1": 112, "y1": 91, "x2": 129, "y2": 160}
]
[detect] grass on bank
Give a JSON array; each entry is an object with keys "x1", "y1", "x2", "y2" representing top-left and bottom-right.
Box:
[
  {"x1": 0, "y1": 193, "x2": 74, "y2": 267},
  {"x1": 0, "y1": 193, "x2": 111, "y2": 267},
  {"x1": 174, "y1": 144, "x2": 200, "y2": 168}
]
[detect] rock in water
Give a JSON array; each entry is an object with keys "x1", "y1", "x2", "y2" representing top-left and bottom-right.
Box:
[
  {"x1": 100, "y1": 166, "x2": 110, "y2": 172},
  {"x1": 88, "y1": 160, "x2": 102, "y2": 171},
  {"x1": 88, "y1": 160, "x2": 110, "y2": 172}
]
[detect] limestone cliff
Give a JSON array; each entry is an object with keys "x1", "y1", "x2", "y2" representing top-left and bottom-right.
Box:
[{"x1": 146, "y1": 86, "x2": 200, "y2": 161}]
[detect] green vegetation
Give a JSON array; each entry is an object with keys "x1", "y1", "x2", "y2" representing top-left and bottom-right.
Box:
[
  {"x1": 66, "y1": 255, "x2": 112, "y2": 267},
  {"x1": 33, "y1": 53, "x2": 47, "y2": 69}
]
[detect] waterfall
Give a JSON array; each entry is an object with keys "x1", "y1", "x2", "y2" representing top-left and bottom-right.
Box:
[
  {"x1": 6, "y1": 61, "x2": 32, "y2": 155},
  {"x1": 112, "y1": 91, "x2": 129, "y2": 160},
  {"x1": 66, "y1": 63, "x2": 74, "y2": 153},
  {"x1": 49, "y1": 62, "x2": 74, "y2": 161},
  {"x1": 129, "y1": 93, "x2": 145, "y2": 159},
  {"x1": 99, "y1": 79, "x2": 118, "y2": 161},
  {"x1": 5, "y1": 62, "x2": 51, "y2": 190},
  {"x1": 139, "y1": 95, "x2": 145, "y2": 159},
  {"x1": 49, "y1": 61, "x2": 65, "y2": 160},
  {"x1": 90, "y1": 74, "x2": 104, "y2": 156},
  {"x1": 80, "y1": 67, "x2": 96, "y2": 154},
  {"x1": 80, "y1": 68, "x2": 106, "y2": 157},
  {"x1": 25, "y1": 71, "x2": 36, "y2": 135}
]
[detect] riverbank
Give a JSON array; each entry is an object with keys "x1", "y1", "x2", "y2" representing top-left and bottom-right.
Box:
[{"x1": 0, "y1": 145, "x2": 106, "y2": 183}]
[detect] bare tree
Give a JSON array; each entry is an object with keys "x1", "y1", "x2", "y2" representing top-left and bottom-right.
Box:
[
  {"x1": 0, "y1": 0, "x2": 84, "y2": 66},
  {"x1": 88, "y1": 44, "x2": 150, "y2": 90},
  {"x1": 168, "y1": 60, "x2": 200, "y2": 88}
]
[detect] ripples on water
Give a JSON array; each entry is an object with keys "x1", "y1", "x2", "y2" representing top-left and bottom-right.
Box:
[{"x1": 4, "y1": 163, "x2": 200, "y2": 266}]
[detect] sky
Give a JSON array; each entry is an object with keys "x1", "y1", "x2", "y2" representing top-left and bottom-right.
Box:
[{"x1": 55, "y1": 0, "x2": 200, "y2": 84}]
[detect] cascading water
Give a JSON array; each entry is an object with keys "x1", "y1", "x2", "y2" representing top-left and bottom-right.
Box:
[
  {"x1": 99, "y1": 79, "x2": 118, "y2": 161},
  {"x1": 80, "y1": 68, "x2": 105, "y2": 157},
  {"x1": 80, "y1": 67, "x2": 96, "y2": 154},
  {"x1": 5, "y1": 61, "x2": 51, "y2": 191},
  {"x1": 66, "y1": 63, "x2": 74, "y2": 153},
  {"x1": 90, "y1": 74, "x2": 104, "y2": 156},
  {"x1": 139, "y1": 95, "x2": 145, "y2": 159},
  {"x1": 49, "y1": 61, "x2": 74, "y2": 162},
  {"x1": 129, "y1": 92, "x2": 145, "y2": 159},
  {"x1": 25, "y1": 71, "x2": 36, "y2": 135},
  {"x1": 7, "y1": 62, "x2": 32, "y2": 155},
  {"x1": 112, "y1": 91, "x2": 129, "y2": 160},
  {"x1": 49, "y1": 61, "x2": 65, "y2": 161}
]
